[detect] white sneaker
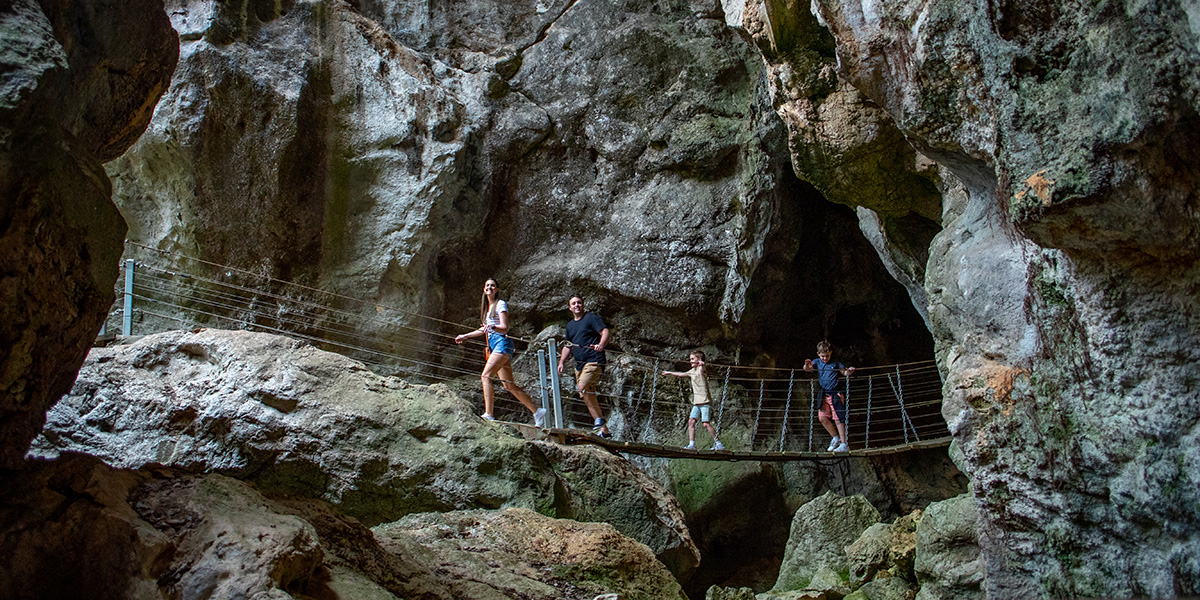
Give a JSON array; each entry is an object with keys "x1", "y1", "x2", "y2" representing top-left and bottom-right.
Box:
[
  {"x1": 533, "y1": 408, "x2": 546, "y2": 428},
  {"x1": 683, "y1": 441, "x2": 696, "y2": 450},
  {"x1": 827, "y1": 436, "x2": 840, "y2": 452},
  {"x1": 481, "y1": 413, "x2": 494, "y2": 421},
  {"x1": 712, "y1": 441, "x2": 725, "y2": 451},
  {"x1": 834, "y1": 442, "x2": 849, "y2": 452}
]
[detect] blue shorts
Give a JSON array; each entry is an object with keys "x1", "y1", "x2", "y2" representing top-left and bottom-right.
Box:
[
  {"x1": 689, "y1": 404, "x2": 711, "y2": 422},
  {"x1": 487, "y1": 332, "x2": 514, "y2": 355}
]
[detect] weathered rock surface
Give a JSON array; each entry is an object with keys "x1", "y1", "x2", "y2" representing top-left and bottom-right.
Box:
[
  {"x1": 0, "y1": 0, "x2": 176, "y2": 469},
  {"x1": 773, "y1": 491, "x2": 880, "y2": 592},
  {"x1": 376, "y1": 507, "x2": 690, "y2": 600},
  {"x1": 108, "y1": 0, "x2": 934, "y2": 374},
  {"x1": 846, "y1": 510, "x2": 919, "y2": 588},
  {"x1": 810, "y1": 0, "x2": 1200, "y2": 595},
  {"x1": 32, "y1": 328, "x2": 699, "y2": 573},
  {"x1": 2, "y1": 452, "x2": 682, "y2": 600},
  {"x1": 735, "y1": 0, "x2": 943, "y2": 326},
  {"x1": 657, "y1": 449, "x2": 962, "y2": 597},
  {"x1": 912, "y1": 494, "x2": 982, "y2": 600}
]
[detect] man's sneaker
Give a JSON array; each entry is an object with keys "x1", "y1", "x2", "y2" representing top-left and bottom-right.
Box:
[
  {"x1": 592, "y1": 418, "x2": 606, "y2": 432},
  {"x1": 834, "y1": 442, "x2": 849, "y2": 453},
  {"x1": 683, "y1": 441, "x2": 696, "y2": 450},
  {"x1": 533, "y1": 407, "x2": 547, "y2": 428},
  {"x1": 826, "y1": 436, "x2": 840, "y2": 452},
  {"x1": 712, "y1": 441, "x2": 725, "y2": 451}
]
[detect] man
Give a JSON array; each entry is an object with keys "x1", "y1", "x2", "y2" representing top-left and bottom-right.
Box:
[{"x1": 557, "y1": 295, "x2": 612, "y2": 437}]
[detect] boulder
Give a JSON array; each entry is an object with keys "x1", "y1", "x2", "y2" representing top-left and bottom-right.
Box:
[
  {"x1": 33, "y1": 328, "x2": 698, "y2": 572},
  {"x1": 376, "y1": 507, "x2": 690, "y2": 600},
  {"x1": 843, "y1": 576, "x2": 912, "y2": 600},
  {"x1": 705, "y1": 586, "x2": 757, "y2": 600},
  {"x1": 3, "y1": 452, "x2": 686, "y2": 600},
  {"x1": 912, "y1": 494, "x2": 982, "y2": 600},
  {"x1": 846, "y1": 510, "x2": 920, "y2": 587},
  {"x1": 774, "y1": 492, "x2": 880, "y2": 592}
]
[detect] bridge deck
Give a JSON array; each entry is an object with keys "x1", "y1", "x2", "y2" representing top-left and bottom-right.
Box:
[{"x1": 499, "y1": 422, "x2": 951, "y2": 461}]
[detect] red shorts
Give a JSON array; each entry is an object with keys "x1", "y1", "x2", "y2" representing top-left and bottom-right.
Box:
[{"x1": 818, "y1": 393, "x2": 846, "y2": 423}]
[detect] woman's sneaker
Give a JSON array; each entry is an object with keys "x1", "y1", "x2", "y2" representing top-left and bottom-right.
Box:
[
  {"x1": 834, "y1": 442, "x2": 849, "y2": 452},
  {"x1": 683, "y1": 441, "x2": 696, "y2": 450},
  {"x1": 533, "y1": 408, "x2": 547, "y2": 428},
  {"x1": 826, "y1": 436, "x2": 840, "y2": 452},
  {"x1": 481, "y1": 413, "x2": 495, "y2": 421},
  {"x1": 712, "y1": 441, "x2": 725, "y2": 451}
]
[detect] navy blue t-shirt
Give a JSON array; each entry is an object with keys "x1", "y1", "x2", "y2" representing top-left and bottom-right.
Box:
[
  {"x1": 811, "y1": 357, "x2": 846, "y2": 392},
  {"x1": 565, "y1": 312, "x2": 608, "y2": 369}
]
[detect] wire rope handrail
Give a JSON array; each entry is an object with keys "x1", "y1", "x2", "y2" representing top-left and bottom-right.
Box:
[{"x1": 106, "y1": 243, "x2": 951, "y2": 455}]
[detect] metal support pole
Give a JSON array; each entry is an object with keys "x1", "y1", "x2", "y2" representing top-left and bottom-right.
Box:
[
  {"x1": 807, "y1": 379, "x2": 816, "y2": 452},
  {"x1": 715, "y1": 366, "x2": 730, "y2": 437},
  {"x1": 865, "y1": 377, "x2": 874, "y2": 449},
  {"x1": 537, "y1": 350, "x2": 551, "y2": 415},
  {"x1": 121, "y1": 259, "x2": 135, "y2": 336},
  {"x1": 547, "y1": 338, "x2": 564, "y2": 428},
  {"x1": 780, "y1": 369, "x2": 794, "y2": 453}
]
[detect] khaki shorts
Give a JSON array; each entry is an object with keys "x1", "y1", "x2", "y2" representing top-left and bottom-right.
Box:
[{"x1": 574, "y1": 363, "x2": 604, "y2": 392}]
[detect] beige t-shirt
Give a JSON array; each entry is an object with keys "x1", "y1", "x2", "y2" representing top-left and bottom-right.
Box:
[{"x1": 686, "y1": 366, "x2": 710, "y2": 405}]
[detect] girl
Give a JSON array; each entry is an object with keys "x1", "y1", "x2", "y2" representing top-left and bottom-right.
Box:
[{"x1": 455, "y1": 279, "x2": 546, "y2": 427}]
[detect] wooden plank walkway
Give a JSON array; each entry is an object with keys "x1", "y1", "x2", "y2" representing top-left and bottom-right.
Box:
[{"x1": 498, "y1": 421, "x2": 951, "y2": 462}]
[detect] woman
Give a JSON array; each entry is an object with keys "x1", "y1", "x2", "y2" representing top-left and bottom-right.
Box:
[{"x1": 455, "y1": 279, "x2": 546, "y2": 427}]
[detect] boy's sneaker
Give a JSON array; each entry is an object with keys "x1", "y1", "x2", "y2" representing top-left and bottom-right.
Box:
[
  {"x1": 592, "y1": 418, "x2": 606, "y2": 432},
  {"x1": 712, "y1": 441, "x2": 725, "y2": 451},
  {"x1": 834, "y1": 442, "x2": 849, "y2": 453},
  {"x1": 826, "y1": 436, "x2": 840, "y2": 452},
  {"x1": 481, "y1": 413, "x2": 495, "y2": 421},
  {"x1": 533, "y1": 408, "x2": 547, "y2": 428},
  {"x1": 683, "y1": 441, "x2": 696, "y2": 450}
]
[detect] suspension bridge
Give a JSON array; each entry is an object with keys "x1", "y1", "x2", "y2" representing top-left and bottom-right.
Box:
[{"x1": 100, "y1": 241, "x2": 951, "y2": 461}]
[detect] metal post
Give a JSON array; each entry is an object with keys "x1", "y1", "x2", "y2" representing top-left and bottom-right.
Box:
[
  {"x1": 547, "y1": 338, "x2": 564, "y2": 429},
  {"x1": 779, "y1": 369, "x2": 794, "y2": 453},
  {"x1": 121, "y1": 259, "x2": 135, "y2": 336},
  {"x1": 865, "y1": 376, "x2": 873, "y2": 449},
  {"x1": 807, "y1": 379, "x2": 816, "y2": 452},
  {"x1": 537, "y1": 350, "x2": 550, "y2": 415}
]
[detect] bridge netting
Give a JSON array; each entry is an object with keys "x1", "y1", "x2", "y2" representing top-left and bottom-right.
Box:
[{"x1": 101, "y1": 242, "x2": 949, "y2": 455}]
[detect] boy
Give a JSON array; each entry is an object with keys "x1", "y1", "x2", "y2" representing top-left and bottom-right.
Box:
[
  {"x1": 662, "y1": 350, "x2": 724, "y2": 450},
  {"x1": 804, "y1": 341, "x2": 855, "y2": 452}
]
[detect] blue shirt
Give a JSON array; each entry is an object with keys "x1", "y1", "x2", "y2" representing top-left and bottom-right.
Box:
[
  {"x1": 811, "y1": 357, "x2": 846, "y2": 392},
  {"x1": 565, "y1": 312, "x2": 608, "y2": 368}
]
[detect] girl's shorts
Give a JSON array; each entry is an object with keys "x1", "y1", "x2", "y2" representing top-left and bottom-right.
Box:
[{"x1": 487, "y1": 333, "x2": 514, "y2": 356}]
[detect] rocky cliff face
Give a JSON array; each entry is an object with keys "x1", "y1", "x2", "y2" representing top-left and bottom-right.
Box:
[
  {"x1": 107, "y1": 0, "x2": 934, "y2": 369},
  {"x1": 0, "y1": 0, "x2": 177, "y2": 469},
  {"x1": 4, "y1": 0, "x2": 1198, "y2": 597},
  {"x1": 808, "y1": 0, "x2": 1200, "y2": 596}
]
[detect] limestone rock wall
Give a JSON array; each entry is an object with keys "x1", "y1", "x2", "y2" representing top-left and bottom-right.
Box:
[
  {"x1": 107, "y1": 0, "x2": 934, "y2": 370},
  {"x1": 809, "y1": 0, "x2": 1200, "y2": 596},
  {"x1": 0, "y1": 0, "x2": 177, "y2": 469}
]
